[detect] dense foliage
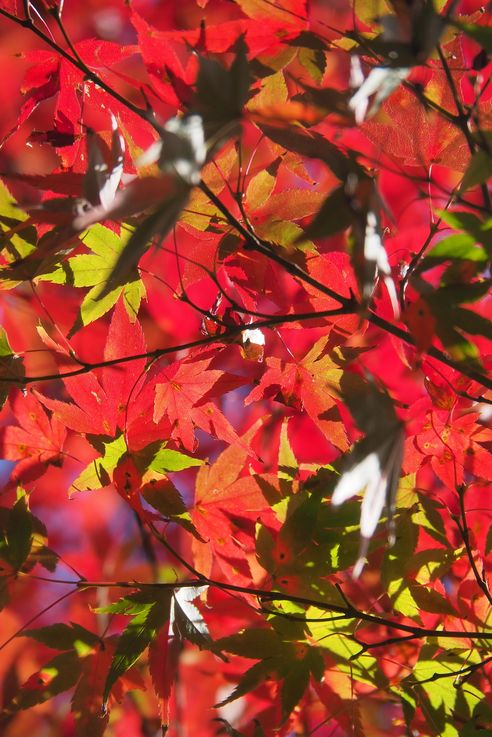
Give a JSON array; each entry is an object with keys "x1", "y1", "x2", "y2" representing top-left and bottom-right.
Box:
[{"x1": 0, "y1": 0, "x2": 491, "y2": 735}]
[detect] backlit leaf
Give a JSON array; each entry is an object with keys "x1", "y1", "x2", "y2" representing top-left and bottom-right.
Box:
[
  {"x1": 6, "y1": 651, "x2": 81, "y2": 712},
  {"x1": 0, "y1": 328, "x2": 25, "y2": 410},
  {"x1": 103, "y1": 591, "x2": 172, "y2": 704}
]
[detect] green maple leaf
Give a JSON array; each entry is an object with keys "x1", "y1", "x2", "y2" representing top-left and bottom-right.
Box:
[{"x1": 41, "y1": 224, "x2": 145, "y2": 336}]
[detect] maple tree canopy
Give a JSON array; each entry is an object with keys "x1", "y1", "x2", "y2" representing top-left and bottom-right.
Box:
[{"x1": 0, "y1": 0, "x2": 491, "y2": 735}]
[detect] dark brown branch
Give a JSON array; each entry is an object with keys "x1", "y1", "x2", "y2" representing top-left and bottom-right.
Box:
[
  {"x1": 403, "y1": 79, "x2": 460, "y2": 127},
  {"x1": 4, "y1": 308, "x2": 353, "y2": 385},
  {"x1": 148, "y1": 522, "x2": 206, "y2": 580},
  {"x1": 17, "y1": 572, "x2": 492, "y2": 642},
  {"x1": 409, "y1": 654, "x2": 492, "y2": 687},
  {"x1": 199, "y1": 181, "x2": 354, "y2": 309},
  {"x1": 351, "y1": 633, "x2": 417, "y2": 656},
  {"x1": 399, "y1": 211, "x2": 448, "y2": 312}
]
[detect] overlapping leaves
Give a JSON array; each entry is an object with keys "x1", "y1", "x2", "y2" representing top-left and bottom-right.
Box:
[{"x1": 0, "y1": 1, "x2": 491, "y2": 737}]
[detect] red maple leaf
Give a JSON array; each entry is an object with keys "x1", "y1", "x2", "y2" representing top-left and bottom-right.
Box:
[
  {"x1": 191, "y1": 419, "x2": 272, "y2": 584},
  {"x1": 405, "y1": 398, "x2": 492, "y2": 488},
  {"x1": 0, "y1": 50, "x2": 58, "y2": 149},
  {"x1": 152, "y1": 348, "x2": 246, "y2": 452},
  {"x1": 37, "y1": 299, "x2": 148, "y2": 439},
  {"x1": 422, "y1": 410, "x2": 491, "y2": 487},
  {"x1": 245, "y1": 336, "x2": 350, "y2": 451},
  {"x1": 361, "y1": 40, "x2": 491, "y2": 172},
  {"x1": 0, "y1": 389, "x2": 67, "y2": 481},
  {"x1": 148, "y1": 623, "x2": 178, "y2": 731},
  {"x1": 3, "y1": 40, "x2": 140, "y2": 165}
]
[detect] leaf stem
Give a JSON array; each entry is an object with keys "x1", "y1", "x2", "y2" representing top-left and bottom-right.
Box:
[{"x1": 456, "y1": 485, "x2": 492, "y2": 606}]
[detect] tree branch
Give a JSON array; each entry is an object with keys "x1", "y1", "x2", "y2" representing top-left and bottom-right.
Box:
[
  {"x1": 17, "y1": 572, "x2": 492, "y2": 642},
  {"x1": 3, "y1": 307, "x2": 354, "y2": 385}
]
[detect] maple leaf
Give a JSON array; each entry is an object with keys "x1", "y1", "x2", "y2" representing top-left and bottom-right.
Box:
[
  {"x1": 148, "y1": 623, "x2": 178, "y2": 731},
  {"x1": 100, "y1": 590, "x2": 172, "y2": 706},
  {"x1": 407, "y1": 401, "x2": 492, "y2": 489},
  {"x1": 3, "y1": 40, "x2": 138, "y2": 162},
  {"x1": 109, "y1": 445, "x2": 202, "y2": 523},
  {"x1": 4, "y1": 651, "x2": 82, "y2": 713},
  {"x1": 131, "y1": 10, "x2": 297, "y2": 109},
  {"x1": 42, "y1": 223, "x2": 146, "y2": 336},
  {"x1": 0, "y1": 181, "x2": 40, "y2": 280},
  {"x1": 0, "y1": 492, "x2": 51, "y2": 578},
  {"x1": 362, "y1": 73, "x2": 474, "y2": 170},
  {"x1": 404, "y1": 250, "x2": 492, "y2": 365},
  {"x1": 100, "y1": 586, "x2": 217, "y2": 714},
  {"x1": 153, "y1": 349, "x2": 246, "y2": 452},
  {"x1": 37, "y1": 299, "x2": 147, "y2": 438},
  {"x1": 234, "y1": 0, "x2": 307, "y2": 26},
  {"x1": 0, "y1": 389, "x2": 66, "y2": 481},
  {"x1": 245, "y1": 337, "x2": 352, "y2": 451},
  {"x1": 0, "y1": 50, "x2": 59, "y2": 149},
  {"x1": 112, "y1": 452, "x2": 147, "y2": 516},
  {"x1": 71, "y1": 645, "x2": 112, "y2": 737},
  {"x1": 191, "y1": 419, "x2": 270, "y2": 583},
  {"x1": 302, "y1": 251, "x2": 361, "y2": 336},
  {"x1": 216, "y1": 628, "x2": 324, "y2": 722},
  {"x1": 190, "y1": 420, "x2": 280, "y2": 585},
  {"x1": 1, "y1": 4, "x2": 492, "y2": 736}
]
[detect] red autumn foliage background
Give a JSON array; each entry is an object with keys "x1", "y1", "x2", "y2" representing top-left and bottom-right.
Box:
[{"x1": 0, "y1": 0, "x2": 491, "y2": 736}]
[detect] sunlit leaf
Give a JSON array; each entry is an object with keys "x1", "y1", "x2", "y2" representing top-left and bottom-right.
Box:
[{"x1": 5, "y1": 652, "x2": 81, "y2": 712}]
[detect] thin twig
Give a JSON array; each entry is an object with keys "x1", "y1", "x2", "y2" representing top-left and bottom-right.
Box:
[
  {"x1": 437, "y1": 43, "x2": 491, "y2": 212},
  {"x1": 0, "y1": 588, "x2": 78, "y2": 653},
  {"x1": 3, "y1": 308, "x2": 356, "y2": 385},
  {"x1": 456, "y1": 485, "x2": 492, "y2": 606},
  {"x1": 0, "y1": 7, "x2": 159, "y2": 130}
]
